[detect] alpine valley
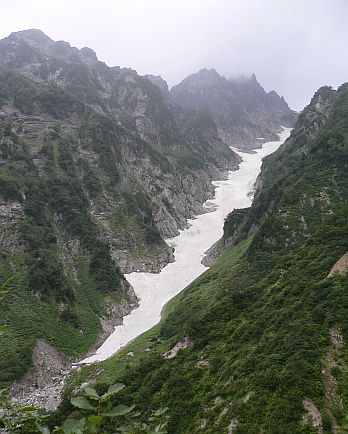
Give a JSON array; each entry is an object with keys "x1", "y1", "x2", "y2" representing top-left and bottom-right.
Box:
[
  {"x1": 0, "y1": 28, "x2": 347, "y2": 434},
  {"x1": 60, "y1": 82, "x2": 348, "y2": 434}
]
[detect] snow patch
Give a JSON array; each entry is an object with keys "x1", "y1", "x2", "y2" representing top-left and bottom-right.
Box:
[{"x1": 81, "y1": 128, "x2": 291, "y2": 364}]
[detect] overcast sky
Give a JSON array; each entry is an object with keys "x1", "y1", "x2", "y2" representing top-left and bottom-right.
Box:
[{"x1": 1, "y1": 0, "x2": 348, "y2": 111}]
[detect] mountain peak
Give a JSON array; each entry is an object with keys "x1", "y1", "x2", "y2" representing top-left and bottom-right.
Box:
[
  {"x1": 176, "y1": 68, "x2": 222, "y2": 87},
  {"x1": 250, "y1": 72, "x2": 257, "y2": 81},
  {"x1": 80, "y1": 46, "x2": 98, "y2": 62},
  {"x1": 2, "y1": 29, "x2": 101, "y2": 68},
  {"x1": 170, "y1": 68, "x2": 297, "y2": 148},
  {"x1": 9, "y1": 29, "x2": 54, "y2": 47},
  {"x1": 197, "y1": 67, "x2": 221, "y2": 79}
]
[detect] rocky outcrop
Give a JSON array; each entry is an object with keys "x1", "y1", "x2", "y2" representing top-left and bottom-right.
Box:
[
  {"x1": 320, "y1": 327, "x2": 345, "y2": 433},
  {"x1": 197, "y1": 359, "x2": 210, "y2": 368},
  {"x1": 164, "y1": 337, "x2": 192, "y2": 359},
  {"x1": 0, "y1": 200, "x2": 25, "y2": 254},
  {"x1": 98, "y1": 285, "x2": 138, "y2": 340},
  {"x1": 228, "y1": 419, "x2": 239, "y2": 434},
  {"x1": 298, "y1": 87, "x2": 337, "y2": 139},
  {"x1": 145, "y1": 74, "x2": 170, "y2": 100},
  {"x1": 302, "y1": 399, "x2": 323, "y2": 434},
  {"x1": 328, "y1": 252, "x2": 348, "y2": 277},
  {"x1": 202, "y1": 207, "x2": 251, "y2": 265}
]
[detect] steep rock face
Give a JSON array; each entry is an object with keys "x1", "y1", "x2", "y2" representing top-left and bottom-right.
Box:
[
  {"x1": 170, "y1": 68, "x2": 297, "y2": 149},
  {"x1": 145, "y1": 74, "x2": 171, "y2": 100},
  {"x1": 0, "y1": 29, "x2": 181, "y2": 150},
  {"x1": 0, "y1": 30, "x2": 240, "y2": 172},
  {"x1": 0, "y1": 31, "x2": 240, "y2": 276},
  {"x1": 147, "y1": 72, "x2": 243, "y2": 173},
  {"x1": 0, "y1": 69, "x2": 145, "y2": 384},
  {"x1": 0, "y1": 31, "x2": 240, "y2": 235}
]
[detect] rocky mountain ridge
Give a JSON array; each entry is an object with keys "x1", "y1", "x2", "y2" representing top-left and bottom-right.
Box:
[{"x1": 170, "y1": 68, "x2": 297, "y2": 149}]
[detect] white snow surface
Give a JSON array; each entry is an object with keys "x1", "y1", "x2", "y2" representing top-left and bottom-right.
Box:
[{"x1": 81, "y1": 128, "x2": 291, "y2": 364}]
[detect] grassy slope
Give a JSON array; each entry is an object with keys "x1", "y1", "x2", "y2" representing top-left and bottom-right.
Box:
[{"x1": 60, "y1": 85, "x2": 348, "y2": 433}]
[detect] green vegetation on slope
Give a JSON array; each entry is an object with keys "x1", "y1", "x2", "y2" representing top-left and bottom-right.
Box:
[
  {"x1": 61, "y1": 84, "x2": 348, "y2": 433},
  {"x1": 0, "y1": 69, "x2": 130, "y2": 383}
]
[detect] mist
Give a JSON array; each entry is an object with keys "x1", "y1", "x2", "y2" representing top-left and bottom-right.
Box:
[{"x1": 1, "y1": 0, "x2": 347, "y2": 110}]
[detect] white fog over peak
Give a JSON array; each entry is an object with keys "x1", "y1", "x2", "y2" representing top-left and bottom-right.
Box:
[{"x1": 1, "y1": 0, "x2": 347, "y2": 111}]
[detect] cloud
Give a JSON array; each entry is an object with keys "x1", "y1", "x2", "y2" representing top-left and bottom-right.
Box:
[{"x1": 1, "y1": 0, "x2": 347, "y2": 110}]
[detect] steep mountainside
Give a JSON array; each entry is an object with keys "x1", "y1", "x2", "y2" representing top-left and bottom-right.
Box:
[
  {"x1": 0, "y1": 30, "x2": 241, "y2": 386},
  {"x1": 171, "y1": 68, "x2": 298, "y2": 149},
  {"x1": 0, "y1": 29, "x2": 239, "y2": 172},
  {"x1": 68, "y1": 84, "x2": 348, "y2": 433}
]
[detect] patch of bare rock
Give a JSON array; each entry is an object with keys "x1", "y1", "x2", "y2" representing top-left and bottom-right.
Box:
[
  {"x1": 328, "y1": 252, "x2": 348, "y2": 277},
  {"x1": 10, "y1": 339, "x2": 72, "y2": 411},
  {"x1": 302, "y1": 398, "x2": 323, "y2": 434},
  {"x1": 163, "y1": 337, "x2": 192, "y2": 359}
]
